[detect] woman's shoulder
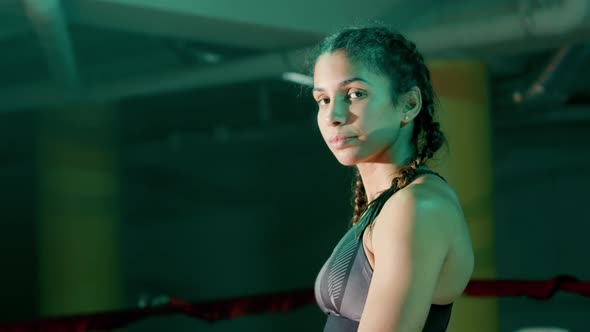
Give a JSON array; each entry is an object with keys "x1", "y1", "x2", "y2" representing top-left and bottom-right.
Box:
[
  {"x1": 404, "y1": 171, "x2": 463, "y2": 218},
  {"x1": 372, "y1": 174, "x2": 464, "y2": 242}
]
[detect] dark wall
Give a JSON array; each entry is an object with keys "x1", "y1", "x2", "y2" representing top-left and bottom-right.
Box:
[
  {"x1": 494, "y1": 110, "x2": 590, "y2": 332},
  {"x1": 0, "y1": 111, "x2": 38, "y2": 322},
  {"x1": 120, "y1": 127, "x2": 354, "y2": 331}
]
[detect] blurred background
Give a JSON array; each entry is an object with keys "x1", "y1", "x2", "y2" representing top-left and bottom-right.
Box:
[{"x1": 0, "y1": 0, "x2": 589, "y2": 331}]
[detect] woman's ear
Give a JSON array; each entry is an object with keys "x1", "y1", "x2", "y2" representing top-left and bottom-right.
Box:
[{"x1": 402, "y1": 86, "x2": 422, "y2": 122}]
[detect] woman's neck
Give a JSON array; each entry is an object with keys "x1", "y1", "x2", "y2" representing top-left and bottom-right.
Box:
[
  {"x1": 357, "y1": 127, "x2": 421, "y2": 203},
  {"x1": 356, "y1": 155, "x2": 428, "y2": 203},
  {"x1": 356, "y1": 163, "x2": 404, "y2": 203}
]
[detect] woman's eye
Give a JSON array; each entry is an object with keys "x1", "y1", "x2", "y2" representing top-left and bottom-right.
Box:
[
  {"x1": 316, "y1": 91, "x2": 363, "y2": 106},
  {"x1": 348, "y1": 91, "x2": 365, "y2": 99},
  {"x1": 317, "y1": 98, "x2": 329, "y2": 105}
]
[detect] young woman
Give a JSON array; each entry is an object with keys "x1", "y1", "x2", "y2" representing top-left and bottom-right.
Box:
[{"x1": 311, "y1": 25, "x2": 475, "y2": 332}]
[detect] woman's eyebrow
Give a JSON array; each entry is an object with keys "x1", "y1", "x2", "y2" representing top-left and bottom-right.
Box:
[{"x1": 313, "y1": 77, "x2": 370, "y2": 92}]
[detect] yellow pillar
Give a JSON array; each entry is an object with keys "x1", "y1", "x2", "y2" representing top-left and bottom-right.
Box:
[
  {"x1": 427, "y1": 60, "x2": 497, "y2": 332},
  {"x1": 37, "y1": 103, "x2": 124, "y2": 316}
]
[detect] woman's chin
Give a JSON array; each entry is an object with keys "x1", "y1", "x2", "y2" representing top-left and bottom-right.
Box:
[
  {"x1": 328, "y1": 145, "x2": 369, "y2": 166},
  {"x1": 333, "y1": 153, "x2": 361, "y2": 166},
  {"x1": 338, "y1": 161, "x2": 358, "y2": 166}
]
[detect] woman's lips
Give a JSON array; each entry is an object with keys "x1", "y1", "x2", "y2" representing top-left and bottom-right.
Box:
[{"x1": 329, "y1": 136, "x2": 357, "y2": 149}]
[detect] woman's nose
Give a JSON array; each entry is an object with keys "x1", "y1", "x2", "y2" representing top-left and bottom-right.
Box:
[{"x1": 325, "y1": 100, "x2": 347, "y2": 126}]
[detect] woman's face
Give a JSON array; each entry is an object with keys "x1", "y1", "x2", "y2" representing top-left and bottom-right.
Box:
[{"x1": 312, "y1": 51, "x2": 406, "y2": 166}]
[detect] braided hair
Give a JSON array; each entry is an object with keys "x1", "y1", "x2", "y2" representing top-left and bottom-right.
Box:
[{"x1": 308, "y1": 24, "x2": 447, "y2": 226}]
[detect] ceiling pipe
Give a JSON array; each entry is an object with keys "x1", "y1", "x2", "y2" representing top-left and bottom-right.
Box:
[
  {"x1": 512, "y1": 42, "x2": 590, "y2": 108},
  {"x1": 22, "y1": 0, "x2": 81, "y2": 93},
  {"x1": 513, "y1": 45, "x2": 572, "y2": 105},
  {"x1": 407, "y1": 0, "x2": 589, "y2": 53}
]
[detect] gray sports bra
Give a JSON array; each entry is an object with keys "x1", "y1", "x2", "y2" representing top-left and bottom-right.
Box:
[{"x1": 314, "y1": 169, "x2": 453, "y2": 331}]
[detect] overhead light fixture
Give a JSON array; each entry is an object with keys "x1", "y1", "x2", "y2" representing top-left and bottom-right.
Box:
[
  {"x1": 282, "y1": 72, "x2": 313, "y2": 87},
  {"x1": 196, "y1": 51, "x2": 222, "y2": 64}
]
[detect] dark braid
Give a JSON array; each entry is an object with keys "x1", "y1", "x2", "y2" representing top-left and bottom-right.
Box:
[
  {"x1": 351, "y1": 168, "x2": 367, "y2": 226},
  {"x1": 309, "y1": 23, "x2": 447, "y2": 226}
]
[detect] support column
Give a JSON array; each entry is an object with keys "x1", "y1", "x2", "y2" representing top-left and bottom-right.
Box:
[
  {"x1": 427, "y1": 60, "x2": 497, "y2": 332},
  {"x1": 37, "y1": 103, "x2": 123, "y2": 317}
]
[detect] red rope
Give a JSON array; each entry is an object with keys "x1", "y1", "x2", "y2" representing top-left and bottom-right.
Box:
[
  {"x1": 1, "y1": 276, "x2": 588, "y2": 332},
  {"x1": 465, "y1": 275, "x2": 590, "y2": 299}
]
